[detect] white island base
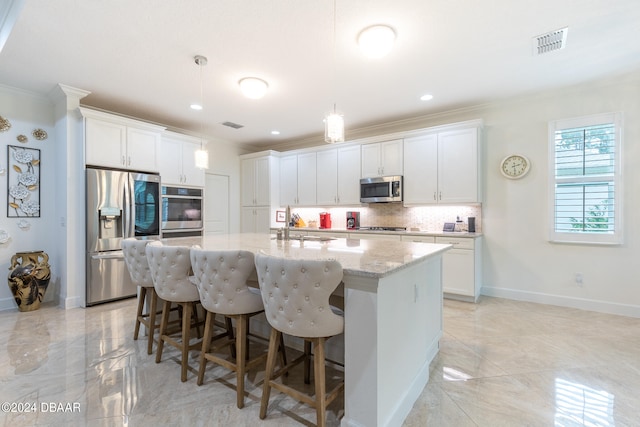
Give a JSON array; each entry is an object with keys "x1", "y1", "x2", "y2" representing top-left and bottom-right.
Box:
[{"x1": 343, "y1": 255, "x2": 443, "y2": 427}]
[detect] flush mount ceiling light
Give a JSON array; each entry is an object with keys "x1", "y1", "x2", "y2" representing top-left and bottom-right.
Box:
[
  {"x1": 194, "y1": 54, "x2": 209, "y2": 169},
  {"x1": 357, "y1": 24, "x2": 396, "y2": 58},
  {"x1": 420, "y1": 93, "x2": 434, "y2": 101},
  {"x1": 238, "y1": 77, "x2": 269, "y2": 99}
]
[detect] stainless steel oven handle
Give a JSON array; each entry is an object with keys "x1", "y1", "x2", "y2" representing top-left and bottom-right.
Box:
[{"x1": 162, "y1": 195, "x2": 203, "y2": 200}]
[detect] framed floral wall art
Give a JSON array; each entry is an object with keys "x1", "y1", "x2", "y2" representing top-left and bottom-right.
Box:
[{"x1": 7, "y1": 145, "x2": 40, "y2": 217}]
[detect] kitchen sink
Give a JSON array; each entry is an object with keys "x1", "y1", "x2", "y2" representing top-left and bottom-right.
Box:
[
  {"x1": 295, "y1": 235, "x2": 337, "y2": 242},
  {"x1": 271, "y1": 234, "x2": 337, "y2": 242}
]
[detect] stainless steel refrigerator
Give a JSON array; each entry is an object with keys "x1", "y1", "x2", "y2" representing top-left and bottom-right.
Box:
[{"x1": 86, "y1": 168, "x2": 161, "y2": 306}]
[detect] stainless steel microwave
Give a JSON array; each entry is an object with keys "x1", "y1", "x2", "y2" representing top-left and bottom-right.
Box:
[{"x1": 360, "y1": 176, "x2": 403, "y2": 203}]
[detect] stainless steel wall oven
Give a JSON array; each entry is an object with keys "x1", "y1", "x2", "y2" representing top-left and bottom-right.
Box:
[{"x1": 161, "y1": 186, "x2": 203, "y2": 237}]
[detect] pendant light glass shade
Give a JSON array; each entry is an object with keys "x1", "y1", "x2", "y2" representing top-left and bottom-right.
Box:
[
  {"x1": 324, "y1": 111, "x2": 344, "y2": 143},
  {"x1": 194, "y1": 55, "x2": 209, "y2": 169},
  {"x1": 194, "y1": 148, "x2": 209, "y2": 169}
]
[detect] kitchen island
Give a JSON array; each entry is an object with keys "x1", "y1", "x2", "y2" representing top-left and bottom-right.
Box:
[{"x1": 167, "y1": 233, "x2": 450, "y2": 427}]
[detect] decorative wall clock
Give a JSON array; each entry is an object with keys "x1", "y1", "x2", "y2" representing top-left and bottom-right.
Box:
[{"x1": 500, "y1": 154, "x2": 530, "y2": 179}]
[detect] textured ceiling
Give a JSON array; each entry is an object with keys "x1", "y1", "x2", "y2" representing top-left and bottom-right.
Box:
[{"x1": 1, "y1": 0, "x2": 640, "y2": 150}]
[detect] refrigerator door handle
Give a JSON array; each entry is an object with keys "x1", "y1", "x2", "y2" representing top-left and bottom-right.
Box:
[
  {"x1": 123, "y1": 174, "x2": 133, "y2": 237},
  {"x1": 91, "y1": 251, "x2": 125, "y2": 260}
]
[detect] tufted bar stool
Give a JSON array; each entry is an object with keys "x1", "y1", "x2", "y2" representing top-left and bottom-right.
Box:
[
  {"x1": 254, "y1": 252, "x2": 345, "y2": 427},
  {"x1": 122, "y1": 238, "x2": 159, "y2": 355},
  {"x1": 145, "y1": 241, "x2": 201, "y2": 382},
  {"x1": 191, "y1": 248, "x2": 286, "y2": 408}
]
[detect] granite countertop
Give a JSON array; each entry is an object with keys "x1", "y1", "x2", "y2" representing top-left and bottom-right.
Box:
[
  {"x1": 163, "y1": 233, "x2": 451, "y2": 279},
  {"x1": 271, "y1": 227, "x2": 483, "y2": 238}
]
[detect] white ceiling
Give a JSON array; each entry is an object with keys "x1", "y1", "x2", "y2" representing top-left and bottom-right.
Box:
[{"x1": 2, "y1": 0, "x2": 640, "y2": 150}]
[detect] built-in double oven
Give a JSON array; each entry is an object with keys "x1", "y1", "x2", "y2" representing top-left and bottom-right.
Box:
[{"x1": 161, "y1": 186, "x2": 204, "y2": 238}]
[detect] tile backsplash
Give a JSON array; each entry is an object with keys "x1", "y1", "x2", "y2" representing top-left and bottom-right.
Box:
[{"x1": 290, "y1": 204, "x2": 481, "y2": 232}]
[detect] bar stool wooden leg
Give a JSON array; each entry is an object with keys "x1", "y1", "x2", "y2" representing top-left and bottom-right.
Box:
[
  {"x1": 260, "y1": 328, "x2": 280, "y2": 419},
  {"x1": 156, "y1": 300, "x2": 172, "y2": 363},
  {"x1": 181, "y1": 302, "x2": 193, "y2": 382},
  {"x1": 197, "y1": 311, "x2": 215, "y2": 386},
  {"x1": 146, "y1": 288, "x2": 158, "y2": 355},
  {"x1": 134, "y1": 287, "x2": 146, "y2": 340},
  {"x1": 314, "y1": 337, "x2": 327, "y2": 427},
  {"x1": 236, "y1": 314, "x2": 247, "y2": 409}
]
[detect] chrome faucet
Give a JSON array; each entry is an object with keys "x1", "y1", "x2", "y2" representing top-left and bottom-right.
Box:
[{"x1": 284, "y1": 205, "x2": 291, "y2": 240}]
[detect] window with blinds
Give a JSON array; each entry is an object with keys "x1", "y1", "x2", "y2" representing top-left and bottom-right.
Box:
[{"x1": 548, "y1": 113, "x2": 623, "y2": 244}]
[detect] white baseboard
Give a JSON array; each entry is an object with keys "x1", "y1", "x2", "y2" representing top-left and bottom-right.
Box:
[
  {"x1": 481, "y1": 286, "x2": 640, "y2": 318},
  {"x1": 0, "y1": 297, "x2": 17, "y2": 312}
]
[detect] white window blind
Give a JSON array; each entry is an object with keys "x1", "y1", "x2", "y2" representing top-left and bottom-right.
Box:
[{"x1": 548, "y1": 113, "x2": 623, "y2": 244}]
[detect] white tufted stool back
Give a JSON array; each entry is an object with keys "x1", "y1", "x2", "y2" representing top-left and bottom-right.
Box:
[
  {"x1": 190, "y1": 248, "x2": 263, "y2": 316},
  {"x1": 255, "y1": 252, "x2": 345, "y2": 427},
  {"x1": 145, "y1": 241, "x2": 202, "y2": 382},
  {"x1": 122, "y1": 238, "x2": 159, "y2": 354},
  {"x1": 255, "y1": 253, "x2": 344, "y2": 338},
  {"x1": 122, "y1": 238, "x2": 153, "y2": 288},
  {"x1": 146, "y1": 241, "x2": 199, "y2": 303},
  {"x1": 190, "y1": 247, "x2": 285, "y2": 408}
]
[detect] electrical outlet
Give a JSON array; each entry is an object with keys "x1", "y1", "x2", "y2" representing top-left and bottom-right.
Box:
[{"x1": 575, "y1": 273, "x2": 584, "y2": 286}]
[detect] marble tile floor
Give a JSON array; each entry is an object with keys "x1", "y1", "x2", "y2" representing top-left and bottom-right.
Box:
[{"x1": 1, "y1": 296, "x2": 639, "y2": 426}]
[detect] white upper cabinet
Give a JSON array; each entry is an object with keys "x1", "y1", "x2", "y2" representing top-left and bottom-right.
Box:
[
  {"x1": 241, "y1": 153, "x2": 279, "y2": 207},
  {"x1": 316, "y1": 145, "x2": 361, "y2": 206},
  {"x1": 315, "y1": 149, "x2": 338, "y2": 205},
  {"x1": 280, "y1": 152, "x2": 316, "y2": 206},
  {"x1": 404, "y1": 133, "x2": 438, "y2": 204},
  {"x1": 403, "y1": 124, "x2": 481, "y2": 205},
  {"x1": 437, "y1": 128, "x2": 479, "y2": 203},
  {"x1": 361, "y1": 139, "x2": 403, "y2": 178},
  {"x1": 159, "y1": 132, "x2": 205, "y2": 187},
  {"x1": 81, "y1": 108, "x2": 164, "y2": 172}
]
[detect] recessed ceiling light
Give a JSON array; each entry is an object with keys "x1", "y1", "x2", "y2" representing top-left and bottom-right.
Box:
[
  {"x1": 190, "y1": 103, "x2": 203, "y2": 110},
  {"x1": 271, "y1": 130, "x2": 280, "y2": 135},
  {"x1": 357, "y1": 25, "x2": 396, "y2": 58},
  {"x1": 239, "y1": 77, "x2": 269, "y2": 99},
  {"x1": 420, "y1": 94, "x2": 434, "y2": 101}
]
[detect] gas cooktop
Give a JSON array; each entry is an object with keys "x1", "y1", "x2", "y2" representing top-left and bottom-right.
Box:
[{"x1": 356, "y1": 226, "x2": 407, "y2": 231}]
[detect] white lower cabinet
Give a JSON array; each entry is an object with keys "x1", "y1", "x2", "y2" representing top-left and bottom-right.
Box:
[
  {"x1": 241, "y1": 207, "x2": 271, "y2": 233},
  {"x1": 435, "y1": 236, "x2": 482, "y2": 302}
]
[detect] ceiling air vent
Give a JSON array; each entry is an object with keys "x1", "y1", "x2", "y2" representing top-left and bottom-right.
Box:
[
  {"x1": 222, "y1": 121, "x2": 244, "y2": 129},
  {"x1": 533, "y1": 27, "x2": 568, "y2": 55}
]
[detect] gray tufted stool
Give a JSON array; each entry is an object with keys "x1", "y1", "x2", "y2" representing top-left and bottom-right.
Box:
[
  {"x1": 122, "y1": 238, "x2": 159, "y2": 355},
  {"x1": 146, "y1": 241, "x2": 201, "y2": 382},
  {"x1": 190, "y1": 248, "x2": 287, "y2": 408},
  {"x1": 255, "y1": 252, "x2": 345, "y2": 427}
]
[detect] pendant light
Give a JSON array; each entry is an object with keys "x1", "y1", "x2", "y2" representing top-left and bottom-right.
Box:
[
  {"x1": 324, "y1": 0, "x2": 344, "y2": 144},
  {"x1": 194, "y1": 55, "x2": 209, "y2": 169}
]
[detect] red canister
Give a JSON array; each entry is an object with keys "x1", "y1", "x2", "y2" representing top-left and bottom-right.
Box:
[{"x1": 319, "y1": 212, "x2": 332, "y2": 229}]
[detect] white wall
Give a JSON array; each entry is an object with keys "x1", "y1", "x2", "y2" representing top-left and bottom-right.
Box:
[
  {"x1": 0, "y1": 85, "x2": 58, "y2": 310},
  {"x1": 479, "y1": 72, "x2": 640, "y2": 316}
]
